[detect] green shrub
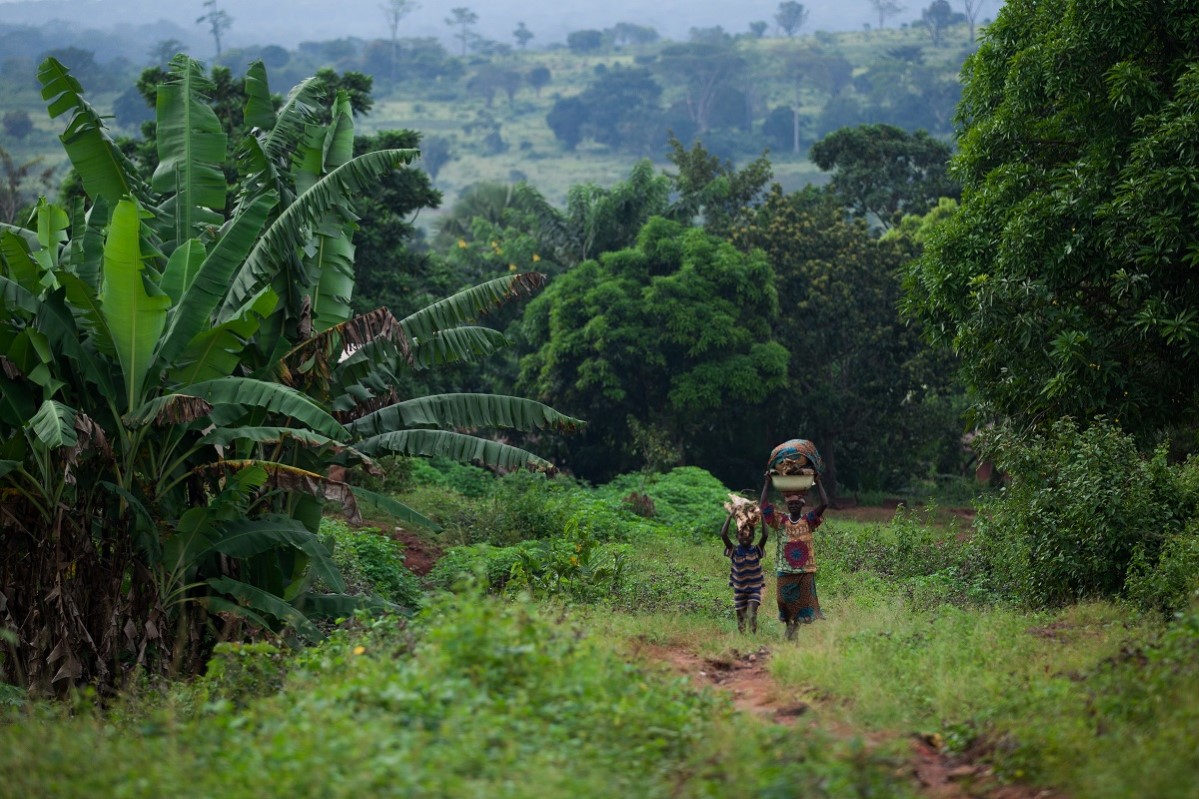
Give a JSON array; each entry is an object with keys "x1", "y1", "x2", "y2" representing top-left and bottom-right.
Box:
[
  {"x1": 506, "y1": 516, "x2": 629, "y2": 602},
  {"x1": 410, "y1": 456, "x2": 496, "y2": 498},
  {"x1": 196, "y1": 642, "x2": 288, "y2": 710},
  {"x1": 320, "y1": 519, "x2": 424, "y2": 609},
  {"x1": 598, "y1": 466, "x2": 731, "y2": 537},
  {"x1": 973, "y1": 418, "x2": 1185, "y2": 607},
  {"x1": 426, "y1": 540, "x2": 547, "y2": 591},
  {"x1": 1126, "y1": 525, "x2": 1199, "y2": 617},
  {"x1": 346, "y1": 454, "x2": 417, "y2": 495}
]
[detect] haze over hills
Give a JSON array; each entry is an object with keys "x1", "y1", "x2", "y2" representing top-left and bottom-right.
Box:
[{"x1": 0, "y1": 0, "x2": 975, "y2": 57}]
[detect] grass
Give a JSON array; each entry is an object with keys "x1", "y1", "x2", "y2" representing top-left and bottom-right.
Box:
[{"x1": 4, "y1": 470, "x2": 1196, "y2": 798}]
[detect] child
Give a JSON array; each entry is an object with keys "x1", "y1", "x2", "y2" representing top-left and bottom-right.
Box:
[
  {"x1": 720, "y1": 495, "x2": 767, "y2": 634},
  {"x1": 758, "y1": 471, "x2": 829, "y2": 641}
]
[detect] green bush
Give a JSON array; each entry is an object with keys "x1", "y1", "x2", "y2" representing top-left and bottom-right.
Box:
[
  {"x1": 820, "y1": 509, "x2": 997, "y2": 608},
  {"x1": 1126, "y1": 525, "x2": 1199, "y2": 617},
  {"x1": 505, "y1": 517, "x2": 629, "y2": 602},
  {"x1": 196, "y1": 642, "x2": 288, "y2": 710},
  {"x1": 320, "y1": 519, "x2": 424, "y2": 609},
  {"x1": 973, "y1": 418, "x2": 1185, "y2": 607},
  {"x1": 426, "y1": 540, "x2": 547, "y2": 591},
  {"x1": 598, "y1": 466, "x2": 732, "y2": 537}
]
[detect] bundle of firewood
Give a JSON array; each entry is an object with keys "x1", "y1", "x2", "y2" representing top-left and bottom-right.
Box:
[{"x1": 723, "y1": 493, "x2": 762, "y2": 532}]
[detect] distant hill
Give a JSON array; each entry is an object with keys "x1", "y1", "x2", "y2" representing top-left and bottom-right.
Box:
[{"x1": 0, "y1": 0, "x2": 904, "y2": 57}]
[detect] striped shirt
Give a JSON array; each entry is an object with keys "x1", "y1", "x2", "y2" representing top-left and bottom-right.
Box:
[{"x1": 724, "y1": 544, "x2": 765, "y2": 591}]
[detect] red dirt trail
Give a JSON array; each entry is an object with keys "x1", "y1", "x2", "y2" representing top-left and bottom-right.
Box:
[{"x1": 630, "y1": 638, "x2": 1063, "y2": 799}]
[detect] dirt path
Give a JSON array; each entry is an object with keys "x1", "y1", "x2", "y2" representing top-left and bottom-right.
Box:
[{"x1": 632, "y1": 638, "x2": 1062, "y2": 799}]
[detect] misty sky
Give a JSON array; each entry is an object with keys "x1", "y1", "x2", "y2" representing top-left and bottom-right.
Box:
[{"x1": 1, "y1": 0, "x2": 995, "y2": 56}]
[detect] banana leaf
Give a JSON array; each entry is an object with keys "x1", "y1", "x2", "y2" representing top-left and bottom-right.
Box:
[
  {"x1": 37, "y1": 57, "x2": 144, "y2": 208},
  {"x1": 205, "y1": 517, "x2": 346, "y2": 594},
  {"x1": 356, "y1": 429, "x2": 555, "y2": 472},
  {"x1": 184, "y1": 376, "x2": 347, "y2": 439},
  {"x1": 152, "y1": 55, "x2": 227, "y2": 245},
  {"x1": 400, "y1": 273, "x2": 546, "y2": 342},
  {"x1": 99, "y1": 199, "x2": 171, "y2": 410},
  {"x1": 349, "y1": 393, "x2": 583, "y2": 437}
]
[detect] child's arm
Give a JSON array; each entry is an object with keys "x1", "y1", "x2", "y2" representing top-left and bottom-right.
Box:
[
  {"x1": 720, "y1": 512, "x2": 734, "y2": 550},
  {"x1": 757, "y1": 518, "x2": 768, "y2": 550}
]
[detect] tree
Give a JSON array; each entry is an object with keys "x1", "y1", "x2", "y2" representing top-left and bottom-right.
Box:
[
  {"x1": 749, "y1": 21, "x2": 769, "y2": 38},
  {"x1": 546, "y1": 96, "x2": 587, "y2": 150},
  {"x1": 867, "y1": 0, "x2": 907, "y2": 29},
  {"x1": 148, "y1": 38, "x2": 187, "y2": 66},
  {"x1": 196, "y1": 0, "x2": 233, "y2": 59},
  {"x1": 513, "y1": 21, "x2": 534, "y2": 49},
  {"x1": 566, "y1": 29, "x2": 604, "y2": 54},
  {"x1": 606, "y1": 22, "x2": 659, "y2": 47},
  {"x1": 1, "y1": 56, "x2": 578, "y2": 692},
  {"x1": 654, "y1": 42, "x2": 745, "y2": 133},
  {"x1": 960, "y1": 0, "x2": 986, "y2": 41},
  {"x1": 809, "y1": 124, "x2": 958, "y2": 228},
  {"x1": 527, "y1": 64, "x2": 551, "y2": 96},
  {"x1": 774, "y1": 1, "x2": 809, "y2": 37},
  {"x1": 733, "y1": 187, "x2": 960, "y2": 491},
  {"x1": 546, "y1": 66, "x2": 663, "y2": 152},
  {"x1": 445, "y1": 7, "x2": 479, "y2": 57},
  {"x1": 919, "y1": 0, "x2": 957, "y2": 46},
  {"x1": 0, "y1": 146, "x2": 54, "y2": 223},
  {"x1": 903, "y1": 0, "x2": 1199, "y2": 443},
  {"x1": 519, "y1": 217, "x2": 788, "y2": 482},
  {"x1": 665, "y1": 137, "x2": 772, "y2": 238},
  {"x1": 381, "y1": 0, "x2": 420, "y2": 80}
]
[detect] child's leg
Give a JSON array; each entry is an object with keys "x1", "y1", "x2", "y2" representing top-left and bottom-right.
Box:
[
  {"x1": 748, "y1": 600, "x2": 759, "y2": 633},
  {"x1": 734, "y1": 590, "x2": 748, "y2": 633},
  {"x1": 736, "y1": 606, "x2": 747, "y2": 633}
]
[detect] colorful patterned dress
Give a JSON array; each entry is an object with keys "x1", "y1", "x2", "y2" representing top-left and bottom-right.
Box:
[
  {"x1": 724, "y1": 543, "x2": 765, "y2": 610},
  {"x1": 763, "y1": 503, "x2": 824, "y2": 623}
]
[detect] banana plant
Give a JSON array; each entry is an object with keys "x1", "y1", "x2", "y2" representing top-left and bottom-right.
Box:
[{"x1": 0, "y1": 55, "x2": 581, "y2": 693}]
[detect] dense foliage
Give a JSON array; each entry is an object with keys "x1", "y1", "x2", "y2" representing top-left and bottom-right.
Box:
[
  {"x1": 732, "y1": 187, "x2": 962, "y2": 491},
  {"x1": 903, "y1": 0, "x2": 1199, "y2": 441},
  {"x1": 519, "y1": 217, "x2": 788, "y2": 482},
  {"x1": 974, "y1": 418, "x2": 1199, "y2": 609}
]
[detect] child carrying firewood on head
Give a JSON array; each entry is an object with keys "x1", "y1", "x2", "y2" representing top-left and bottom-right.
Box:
[{"x1": 720, "y1": 495, "x2": 767, "y2": 634}]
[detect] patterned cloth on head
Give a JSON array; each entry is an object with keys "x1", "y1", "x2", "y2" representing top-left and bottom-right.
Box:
[{"x1": 767, "y1": 439, "x2": 825, "y2": 475}]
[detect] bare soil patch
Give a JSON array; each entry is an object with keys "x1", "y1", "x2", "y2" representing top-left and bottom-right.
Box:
[{"x1": 634, "y1": 637, "x2": 1064, "y2": 799}]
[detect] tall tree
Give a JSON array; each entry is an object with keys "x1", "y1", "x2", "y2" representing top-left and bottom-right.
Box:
[
  {"x1": 654, "y1": 42, "x2": 745, "y2": 133},
  {"x1": 920, "y1": 0, "x2": 956, "y2": 46},
  {"x1": 519, "y1": 217, "x2": 788, "y2": 483},
  {"x1": 867, "y1": 0, "x2": 907, "y2": 29},
  {"x1": 381, "y1": 0, "x2": 420, "y2": 80},
  {"x1": 809, "y1": 124, "x2": 958, "y2": 228},
  {"x1": 775, "y1": 1, "x2": 809, "y2": 37},
  {"x1": 903, "y1": 0, "x2": 1199, "y2": 443},
  {"x1": 445, "y1": 7, "x2": 479, "y2": 57},
  {"x1": 733, "y1": 187, "x2": 961, "y2": 491},
  {"x1": 196, "y1": 0, "x2": 233, "y2": 59},
  {"x1": 960, "y1": 0, "x2": 986, "y2": 41},
  {"x1": 513, "y1": 21, "x2": 534, "y2": 50}
]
